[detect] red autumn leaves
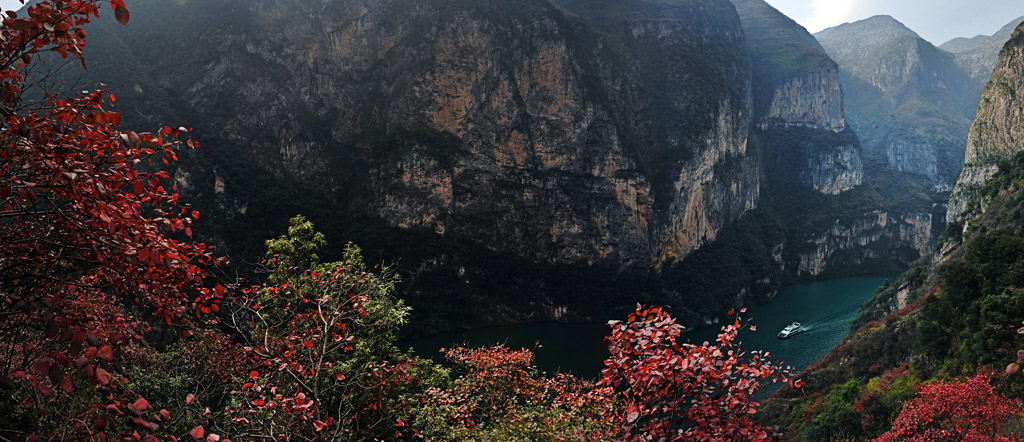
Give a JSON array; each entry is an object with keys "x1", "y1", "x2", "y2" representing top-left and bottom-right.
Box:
[
  {"x1": 874, "y1": 374, "x2": 1023, "y2": 442},
  {"x1": 601, "y1": 305, "x2": 797, "y2": 441},
  {"x1": 0, "y1": 0, "x2": 219, "y2": 440}
]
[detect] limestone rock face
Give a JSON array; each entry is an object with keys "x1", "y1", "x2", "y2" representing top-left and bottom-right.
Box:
[
  {"x1": 60, "y1": 0, "x2": 757, "y2": 298},
  {"x1": 886, "y1": 139, "x2": 938, "y2": 179},
  {"x1": 803, "y1": 143, "x2": 864, "y2": 196},
  {"x1": 761, "y1": 70, "x2": 846, "y2": 132},
  {"x1": 796, "y1": 211, "x2": 932, "y2": 277},
  {"x1": 352, "y1": 0, "x2": 759, "y2": 270},
  {"x1": 949, "y1": 23, "x2": 1024, "y2": 222},
  {"x1": 730, "y1": 0, "x2": 862, "y2": 195},
  {"x1": 963, "y1": 33, "x2": 1024, "y2": 166},
  {"x1": 948, "y1": 164, "x2": 1000, "y2": 222}
]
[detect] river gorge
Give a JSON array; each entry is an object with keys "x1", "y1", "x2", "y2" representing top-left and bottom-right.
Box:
[{"x1": 407, "y1": 277, "x2": 890, "y2": 379}]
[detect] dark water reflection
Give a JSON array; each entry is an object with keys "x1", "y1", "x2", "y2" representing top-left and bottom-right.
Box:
[{"x1": 406, "y1": 277, "x2": 890, "y2": 380}]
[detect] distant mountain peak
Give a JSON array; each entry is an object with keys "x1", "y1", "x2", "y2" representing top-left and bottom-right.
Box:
[
  {"x1": 941, "y1": 15, "x2": 1024, "y2": 53},
  {"x1": 862, "y1": 14, "x2": 907, "y2": 26},
  {"x1": 814, "y1": 15, "x2": 940, "y2": 95},
  {"x1": 941, "y1": 35, "x2": 989, "y2": 53},
  {"x1": 816, "y1": 15, "x2": 922, "y2": 42},
  {"x1": 996, "y1": 15, "x2": 1024, "y2": 38},
  {"x1": 814, "y1": 10, "x2": 981, "y2": 189},
  {"x1": 940, "y1": 16, "x2": 1024, "y2": 83}
]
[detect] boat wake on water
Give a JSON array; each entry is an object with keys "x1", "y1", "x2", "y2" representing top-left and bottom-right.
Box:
[{"x1": 797, "y1": 304, "x2": 861, "y2": 332}]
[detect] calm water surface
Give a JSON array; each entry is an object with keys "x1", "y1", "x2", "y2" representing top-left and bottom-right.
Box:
[{"x1": 406, "y1": 277, "x2": 890, "y2": 379}]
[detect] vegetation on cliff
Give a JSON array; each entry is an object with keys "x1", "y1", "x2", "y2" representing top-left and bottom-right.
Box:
[
  {"x1": 759, "y1": 151, "x2": 1024, "y2": 442},
  {"x1": 748, "y1": 21, "x2": 1024, "y2": 442}
]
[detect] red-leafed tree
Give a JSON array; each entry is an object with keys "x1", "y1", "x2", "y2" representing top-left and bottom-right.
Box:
[
  {"x1": 0, "y1": 0, "x2": 222, "y2": 439},
  {"x1": 600, "y1": 305, "x2": 796, "y2": 442},
  {"x1": 873, "y1": 374, "x2": 1024, "y2": 442},
  {"x1": 220, "y1": 216, "x2": 426, "y2": 441},
  {"x1": 416, "y1": 345, "x2": 619, "y2": 441}
]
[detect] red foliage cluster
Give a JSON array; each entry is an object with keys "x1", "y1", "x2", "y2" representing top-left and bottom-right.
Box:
[
  {"x1": 873, "y1": 374, "x2": 1023, "y2": 442},
  {"x1": 0, "y1": 1, "x2": 222, "y2": 440},
  {"x1": 424, "y1": 344, "x2": 618, "y2": 440},
  {"x1": 853, "y1": 365, "x2": 914, "y2": 433},
  {"x1": 227, "y1": 267, "x2": 365, "y2": 437},
  {"x1": 435, "y1": 345, "x2": 542, "y2": 428},
  {"x1": 599, "y1": 305, "x2": 797, "y2": 442}
]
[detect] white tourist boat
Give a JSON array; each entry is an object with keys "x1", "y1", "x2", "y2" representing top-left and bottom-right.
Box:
[{"x1": 777, "y1": 322, "x2": 804, "y2": 339}]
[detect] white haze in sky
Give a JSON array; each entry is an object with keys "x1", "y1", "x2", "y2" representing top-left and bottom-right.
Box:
[
  {"x1": 0, "y1": 0, "x2": 19, "y2": 13},
  {"x1": 1, "y1": 0, "x2": 1023, "y2": 46},
  {"x1": 766, "y1": 0, "x2": 1024, "y2": 45},
  {"x1": 783, "y1": 0, "x2": 858, "y2": 34}
]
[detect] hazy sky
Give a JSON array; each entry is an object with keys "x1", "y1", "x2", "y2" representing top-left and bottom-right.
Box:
[
  {"x1": 1, "y1": 0, "x2": 1023, "y2": 46},
  {"x1": 765, "y1": 0, "x2": 1024, "y2": 45}
]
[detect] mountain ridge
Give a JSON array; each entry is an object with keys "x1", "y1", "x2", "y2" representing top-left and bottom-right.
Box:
[
  {"x1": 941, "y1": 15, "x2": 1024, "y2": 82},
  {"x1": 815, "y1": 14, "x2": 980, "y2": 190}
]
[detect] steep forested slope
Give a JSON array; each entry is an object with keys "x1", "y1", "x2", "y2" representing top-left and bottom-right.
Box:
[{"x1": 762, "y1": 22, "x2": 1024, "y2": 441}]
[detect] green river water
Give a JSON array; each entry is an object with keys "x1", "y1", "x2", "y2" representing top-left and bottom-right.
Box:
[{"x1": 406, "y1": 277, "x2": 890, "y2": 379}]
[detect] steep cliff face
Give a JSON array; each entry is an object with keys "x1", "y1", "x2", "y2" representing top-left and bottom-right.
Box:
[
  {"x1": 760, "y1": 69, "x2": 845, "y2": 132},
  {"x1": 52, "y1": 0, "x2": 758, "y2": 329},
  {"x1": 816, "y1": 16, "x2": 982, "y2": 190},
  {"x1": 947, "y1": 163, "x2": 1000, "y2": 222},
  {"x1": 350, "y1": 0, "x2": 758, "y2": 270},
  {"x1": 731, "y1": 0, "x2": 845, "y2": 132},
  {"x1": 941, "y1": 16, "x2": 1024, "y2": 83},
  {"x1": 801, "y1": 143, "x2": 862, "y2": 195},
  {"x1": 726, "y1": 0, "x2": 925, "y2": 287},
  {"x1": 731, "y1": 0, "x2": 861, "y2": 196},
  {"x1": 948, "y1": 22, "x2": 1024, "y2": 222},
  {"x1": 795, "y1": 211, "x2": 932, "y2": 277}
]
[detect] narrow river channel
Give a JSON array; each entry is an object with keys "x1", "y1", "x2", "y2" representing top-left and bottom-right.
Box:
[{"x1": 406, "y1": 276, "x2": 890, "y2": 379}]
